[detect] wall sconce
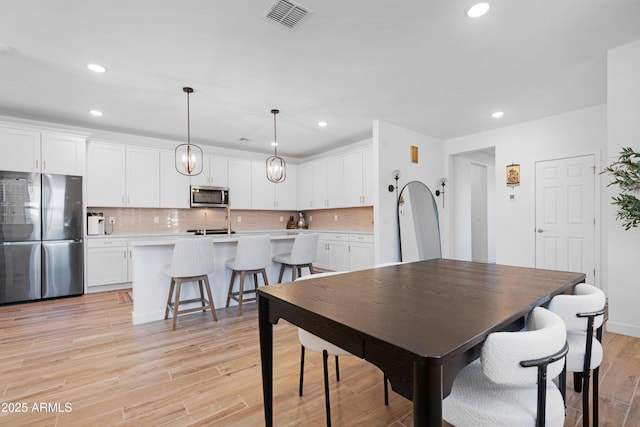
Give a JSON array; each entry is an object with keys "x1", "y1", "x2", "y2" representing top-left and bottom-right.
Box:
[
  {"x1": 435, "y1": 177, "x2": 447, "y2": 208},
  {"x1": 388, "y1": 169, "x2": 401, "y2": 193}
]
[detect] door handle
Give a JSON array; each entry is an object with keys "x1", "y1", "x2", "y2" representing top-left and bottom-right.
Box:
[{"x1": 537, "y1": 228, "x2": 546, "y2": 233}]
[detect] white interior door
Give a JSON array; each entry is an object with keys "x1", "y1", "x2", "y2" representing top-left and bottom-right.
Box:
[{"x1": 535, "y1": 155, "x2": 595, "y2": 283}]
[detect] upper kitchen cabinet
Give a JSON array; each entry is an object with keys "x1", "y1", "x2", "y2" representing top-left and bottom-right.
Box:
[
  {"x1": 125, "y1": 147, "x2": 160, "y2": 207},
  {"x1": 343, "y1": 147, "x2": 373, "y2": 207},
  {"x1": 87, "y1": 141, "x2": 159, "y2": 207},
  {"x1": 251, "y1": 161, "x2": 297, "y2": 210},
  {"x1": 160, "y1": 150, "x2": 190, "y2": 208},
  {"x1": 312, "y1": 158, "x2": 343, "y2": 209},
  {"x1": 228, "y1": 159, "x2": 252, "y2": 209},
  {"x1": 189, "y1": 156, "x2": 228, "y2": 188},
  {"x1": 0, "y1": 126, "x2": 86, "y2": 175},
  {"x1": 298, "y1": 164, "x2": 313, "y2": 209},
  {"x1": 87, "y1": 142, "x2": 126, "y2": 206}
]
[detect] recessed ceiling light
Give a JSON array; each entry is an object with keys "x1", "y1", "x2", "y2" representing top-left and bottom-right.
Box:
[
  {"x1": 89, "y1": 110, "x2": 103, "y2": 117},
  {"x1": 491, "y1": 111, "x2": 504, "y2": 118},
  {"x1": 87, "y1": 63, "x2": 107, "y2": 73},
  {"x1": 467, "y1": 3, "x2": 490, "y2": 18},
  {"x1": 318, "y1": 121, "x2": 328, "y2": 127}
]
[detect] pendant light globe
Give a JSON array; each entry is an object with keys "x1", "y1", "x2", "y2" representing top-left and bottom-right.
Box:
[
  {"x1": 175, "y1": 87, "x2": 203, "y2": 176},
  {"x1": 266, "y1": 109, "x2": 286, "y2": 183}
]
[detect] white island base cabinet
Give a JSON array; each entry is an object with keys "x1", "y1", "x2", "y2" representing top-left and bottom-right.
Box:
[
  {"x1": 129, "y1": 235, "x2": 296, "y2": 325},
  {"x1": 314, "y1": 233, "x2": 374, "y2": 272}
]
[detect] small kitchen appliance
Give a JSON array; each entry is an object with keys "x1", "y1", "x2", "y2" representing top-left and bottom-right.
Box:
[
  {"x1": 87, "y1": 213, "x2": 105, "y2": 235},
  {"x1": 296, "y1": 212, "x2": 308, "y2": 229}
]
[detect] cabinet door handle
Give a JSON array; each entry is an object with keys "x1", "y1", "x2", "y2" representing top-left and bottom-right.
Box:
[
  {"x1": 43, "y1": 160, "x2": 46, "y2": 170},
  {"x1": 35, "y1": 160, "x2": 39, "y2": 169},
  {"x1": 124, "y1": 250, "x2": 127, "y2": 258}
]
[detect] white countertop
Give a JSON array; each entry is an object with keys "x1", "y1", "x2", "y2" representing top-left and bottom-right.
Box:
[{"x1": 87, "y1": 229, "x2": 373, "y2": 241}]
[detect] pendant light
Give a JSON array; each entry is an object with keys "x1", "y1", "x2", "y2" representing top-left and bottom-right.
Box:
[
  {"x1": 175, "y1": 87, "x2": 203, "y2": 176},
  {"x1": 266, "y1": 108, "x2": 286, "y2": 183}
]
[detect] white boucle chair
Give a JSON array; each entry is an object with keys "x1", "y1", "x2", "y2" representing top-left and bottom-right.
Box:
[
  {"x1": 295, "y1": 272, "x2": 388, "y2": 427},
  {"x1": 273, "y1": 233, "x2": 319, "y2": 283},
  {"x1": 442, "y1": 307, "x2": 568, "y2": 427},
  {"x1": 549, "y1": 283, "x2": 606, "y2": 427},
  {"x1": 162, "y1": 238, "x2": 217, "y2": 330},
  {"x1": 225, "y1": 235, "x2": 271, "y2": 316}
]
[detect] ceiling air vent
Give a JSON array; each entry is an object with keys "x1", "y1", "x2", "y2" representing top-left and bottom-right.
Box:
[{"x1": 263, "y1": 0, "x2": 313, "y2": 31}]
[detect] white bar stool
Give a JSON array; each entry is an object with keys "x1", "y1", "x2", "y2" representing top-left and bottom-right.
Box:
[
  {"x1": 225, "y1": 235, "x2": 271, "y2": 316},
  {"x1": 273, "y1": 233, "x2": 319, "y2": 283},
  {"x1": 162, "y1": 238, "x2": 217, "y2": 331}
]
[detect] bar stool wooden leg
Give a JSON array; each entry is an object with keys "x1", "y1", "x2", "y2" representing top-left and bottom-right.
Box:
[
  {"x1": 278, "y1": 264, "x2": 286, "y2": 283},
  {"x1": 203, "y1": 275, "x2": 217, "y2": 321},
  {"x1": 226, "y1": 271, "x2": 236, "y2": 308},
  {"x1": 165, "y1": 278, "x2": 175, "y2": 320},
  {"x1": 238, "y1": 271, "x2": 246, "y2": 316},
  {"x1": 261, "y1": 269, "x2": 269, "y2": 287},
  {"x1": 172, "y1": 279, "x2": 183, "y2": 331}
]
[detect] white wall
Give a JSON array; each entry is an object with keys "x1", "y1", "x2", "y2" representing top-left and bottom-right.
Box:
[
  {"x1": 373, "y1": 120, "x2": 445, "y2": 264},
  {"x1": 445, "y1": 105, "x2": 606, "y2": 273},
  {"x1": 606, "y1": 40, "x2": 640, "y2": 337}
]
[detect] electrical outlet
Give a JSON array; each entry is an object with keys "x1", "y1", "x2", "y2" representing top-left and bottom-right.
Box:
[
  {"x1": 334, "y1": 214, "x2": 338, "y2": 221},
  {"x1": 279, "y1": 216, "x2": 283, "y2": 222},
  {"x1": 309, "y1": 215, "x2": 312, "y2": 221},
  {"x1": 109, "y1": 217, "x2": 116, "y2": 224},
  {"x1": 153, "y1": 216, "x2": 159, "y2": 224},
  {"x1": 237, "y1": 216, "x2": 242, "y2": 223}
]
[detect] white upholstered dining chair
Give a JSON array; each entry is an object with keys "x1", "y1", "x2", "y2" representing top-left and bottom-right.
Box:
[
  {"x1": 442, "y1": 306, "x2": 568, "y2": 427},
  {"x1": 549, "y1": 283, "x2": 606, "y2": 427},
  {"x1": 295, "y1": 271, "x2": 388, "y2": 427}
]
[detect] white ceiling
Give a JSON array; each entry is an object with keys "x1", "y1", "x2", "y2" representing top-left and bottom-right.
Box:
[{"x1": 2, "y1": 0, "x2": 640, "y2": 158}]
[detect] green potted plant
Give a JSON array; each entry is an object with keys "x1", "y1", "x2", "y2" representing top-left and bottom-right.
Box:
[{"x1": 603, "y1": 147, "x2": 640, "y2": 230}]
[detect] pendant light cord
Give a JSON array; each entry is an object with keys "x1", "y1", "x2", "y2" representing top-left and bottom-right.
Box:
[{"x1": 272, "y1": 109, "x2": 278, "y2": 156}]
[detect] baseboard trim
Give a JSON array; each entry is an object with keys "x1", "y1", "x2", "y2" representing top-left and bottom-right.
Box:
[{"x1": 606, "y1": 321, "x2": 640, "y2": 338}]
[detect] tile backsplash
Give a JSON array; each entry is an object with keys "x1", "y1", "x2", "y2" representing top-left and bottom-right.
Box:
[{"x1": 86, "y1": 206, "x2": 373, "y2": 235}]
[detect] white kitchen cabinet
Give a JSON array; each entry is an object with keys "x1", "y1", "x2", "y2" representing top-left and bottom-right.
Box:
[
  {"x1": 40, "y1": 133, "x2": 86, "y2": 175},
  {"x1": 275, "y1": 164, "x2": 297, "y2": 210},
  {"x1": 0, "y1": 126, "x2": 85, "y2": 175},
  {"x1": 343, "y1": 148, "x2": 374, "y2": 207},
  {"x1": 228, "y1": 159, "x2": 252, "y2": 209},
  {"x1": 348, "y1": 233, "x2": 374, "y2": 270},
  {"x1": 126, "y1": 146, "x2": 160, "y2": 207},
  {"x1": 189, "y1": 156, "x2": 228, "y2": 188},
  {"x1": 251, "y1": 161, "x2": 274, "y2": 209},
  {"x1": 298, "y1": 164, "x2": 313, "y2": 209},
  {"x1": 160, "y1": 150, "x2": 190, "y2": 208},
  {"x1": 251, "y1": 162, "x2": 298, "y2": 210},
  {"x1": 87, "y1": 142, "x2": 127, "y2": 206},
  {"x1": 87, "y1": 239, "x2": 129, "y2": 287},
  {"x1": 87, "y1": 142, "x2": 159, "y2": 207},
  {"x1": 312, "y1": 158, "x2": 343, "y2": 209},
  {"x1": 315, "y1": 233, "x2": 350, "y2": 271}
]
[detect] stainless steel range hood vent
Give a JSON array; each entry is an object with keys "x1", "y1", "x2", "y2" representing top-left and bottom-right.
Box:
[{"x1": 263, "y1": 0, "x2": 313, "y2": 31}]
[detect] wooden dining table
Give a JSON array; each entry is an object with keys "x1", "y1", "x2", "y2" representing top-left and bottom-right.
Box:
[{"x1": 257, "y1": 258, "x2": 586, "y2": 426}]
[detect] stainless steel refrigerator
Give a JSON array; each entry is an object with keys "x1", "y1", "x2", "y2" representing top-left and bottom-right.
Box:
[{"x1": 0, "y1": 172, "x2": 83, "y2": 304}]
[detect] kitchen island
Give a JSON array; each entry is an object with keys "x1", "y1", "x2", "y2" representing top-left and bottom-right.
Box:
[{"x1": 128, "y1": 232, "x2": 298, "y2": 325}]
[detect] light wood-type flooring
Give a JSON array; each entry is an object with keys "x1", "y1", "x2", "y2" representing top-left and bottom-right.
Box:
[{"x1": 1, "y1": 290, "x2": 639, "y2": 426}]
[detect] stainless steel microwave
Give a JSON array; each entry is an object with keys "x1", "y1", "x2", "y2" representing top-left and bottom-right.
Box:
[{"x1": 190, "y1": 186, "x2": 229, "y2": 208}]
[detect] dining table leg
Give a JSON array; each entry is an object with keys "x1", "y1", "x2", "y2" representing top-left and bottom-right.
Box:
[
  {"x1": 258, "y1": 295, "x2": 273, "y2": 427},
  {"x1": 413, "y1": 361, "x2": 443, "y2": 426}
]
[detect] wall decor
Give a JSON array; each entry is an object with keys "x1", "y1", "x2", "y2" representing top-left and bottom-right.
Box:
[{"x1": 506, "y1": 163, "x2": 520, "y2": 187}]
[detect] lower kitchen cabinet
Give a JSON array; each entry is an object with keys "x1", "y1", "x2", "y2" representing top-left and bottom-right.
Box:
[
  {"x1": 314, "y1": 233, "x2": 372, "y2": 271},
  {"x1": 87, "y1": 239, "x2": 130, "y2": 289},
  {"x1": 348, "y1": 234, "x2": 374, "y2": 270}
]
